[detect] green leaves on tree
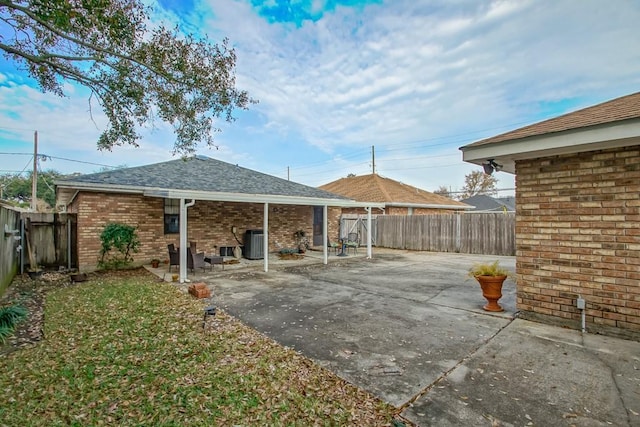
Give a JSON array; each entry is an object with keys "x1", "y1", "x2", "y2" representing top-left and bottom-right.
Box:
[{"x1": 0, "y1": 0, "x2": 256, "y2": 155}]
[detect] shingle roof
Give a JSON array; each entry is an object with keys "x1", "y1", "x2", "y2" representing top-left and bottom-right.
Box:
[
  {"x1": 319, "y1": 174, "x2": 469, "y2": 207},
  {"x1": 465, "y1": 91, "x2": 640, "y2": 148},
  {"x1": 57, "y1": 155, "x2": 350, "y2": 200},
  {"x1": 460, "y1": 194, "x2": 515, "y2": 212}
]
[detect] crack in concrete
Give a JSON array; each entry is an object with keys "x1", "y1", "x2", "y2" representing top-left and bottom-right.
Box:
[
  {"x1": 590, "y1": 339, "x2": 634, "y2": 427},
  {"x1": 397, "y1": 314, "x2": 517, "y2": 412}
]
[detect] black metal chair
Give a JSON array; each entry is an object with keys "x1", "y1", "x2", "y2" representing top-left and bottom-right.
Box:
[
  {"x1": 327, "y1": 237, "x2": 340, "y2": 255},
  {"x1": 345, "y1": 232, "x2": 359, "y2": 254}
]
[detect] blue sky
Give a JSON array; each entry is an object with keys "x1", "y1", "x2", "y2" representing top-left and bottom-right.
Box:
[{"x1": 1, "y1": 0, "x2": 640, "y2": 196}]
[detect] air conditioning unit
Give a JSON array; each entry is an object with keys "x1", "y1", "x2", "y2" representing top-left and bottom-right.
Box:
[{"x1": 244, "y1": 230, "x2": 264, "y2": 260}]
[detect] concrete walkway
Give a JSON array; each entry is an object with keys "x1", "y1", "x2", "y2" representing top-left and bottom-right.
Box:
[{"x1": 150, "y1": 249, "x2": 640, "y2": 426}]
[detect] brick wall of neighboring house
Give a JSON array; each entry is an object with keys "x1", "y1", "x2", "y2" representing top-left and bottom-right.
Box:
[
  {"x1": 69, "y1": 192, "x2": 340, "y2": 271},
  {"x1": 516, "y1": 147, "x2": 640, "y2": 340}
]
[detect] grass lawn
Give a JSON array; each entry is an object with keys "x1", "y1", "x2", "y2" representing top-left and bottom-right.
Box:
[{"x1": 0, "y1": 270, "x2": 398, "y2": 426}]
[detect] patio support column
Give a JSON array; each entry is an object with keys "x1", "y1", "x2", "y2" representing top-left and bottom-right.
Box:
[
  {"x1": 366, "y1": 206, "x2": 372, "y2": 259},
  {"x1": 263, "y1": 203, "x2": 269, "y2": 272},
  {"x1": 179, "y1": 199, "x2": 195, "y2": 283},
  {"x1": 323, "y1": 205, "x2": 328, "y2": 264}
]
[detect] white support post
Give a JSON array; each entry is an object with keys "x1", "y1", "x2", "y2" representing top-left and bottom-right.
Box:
[
  {"x1": 179, "y1": 199, "x2": 195, "y2": 283},
  {"x1": 263, "y1": 203, "x2": 269, "y2": 272},
  {"x1": 366, "y1": 207, "x2": 372, "y2": 259},
  {"x1": 323, "y1": 205, "x2": 328, "y2": 264}
]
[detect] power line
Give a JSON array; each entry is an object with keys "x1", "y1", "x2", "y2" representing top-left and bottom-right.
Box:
[{"x1": 0, "y1": 151, "x2": 117, "y2": 169}]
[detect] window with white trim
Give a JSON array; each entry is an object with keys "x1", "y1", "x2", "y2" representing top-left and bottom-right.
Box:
[{"x1": 164, "y1": 199, "x2": 180, "y2": 234}]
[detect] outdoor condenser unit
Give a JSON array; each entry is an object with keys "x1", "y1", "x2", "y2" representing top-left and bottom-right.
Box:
[{"x1": 244, "y1": 229, "x2": 264, "y2": 260}]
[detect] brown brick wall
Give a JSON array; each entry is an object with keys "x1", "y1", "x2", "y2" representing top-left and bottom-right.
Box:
[
  {"x1": 72, "y1": 192, "x2": 340, "y2": 271},
  {"x1": 515, "y1": 147, "x2": 640, "y2": 339}
]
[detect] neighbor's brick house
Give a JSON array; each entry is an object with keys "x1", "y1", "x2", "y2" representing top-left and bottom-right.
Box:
[
  {"x1": 55, "y1": 156, "x2": 359, "y2": 272},
  {"x1": 461, "y1": 92, "x2": 640, "y2": 340}
]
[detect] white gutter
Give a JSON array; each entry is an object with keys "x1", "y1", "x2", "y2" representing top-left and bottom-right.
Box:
[
  {"x1": 460, "y1": 120, "x2": 640, "y2": 173},
  {"x1": 384, "y1": 202, "x2": 474, "y2": 210},
  {"x1": 179, "y1": 199, "x2": 195, "y2": 283},
  {"x1": 55, "y1": 182, "x2": 386, "y2": 209}
]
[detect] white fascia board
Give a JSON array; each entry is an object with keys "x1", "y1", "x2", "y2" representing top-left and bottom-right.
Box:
[
  {"x1": 461, "y1": 120, "x2": 640, "y2": 174},
  {"x1": 143, "y1": 189, "x2": 385, "y2": 209},
  {"x1": 54, "y1": 181, "x2": 147, "y2": 194},
  {"x1": 54, "y1": 181, "x2": 386, "y2": 209},
  {"x1": 384, "y1": 202, "x2": 474, "y2": 210}
]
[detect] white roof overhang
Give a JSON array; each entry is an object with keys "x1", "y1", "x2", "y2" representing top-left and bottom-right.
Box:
[
  {"x1": 384, "y1": 202, "x2": 474, "y2": 210},
  {"x1": 55, "y1": 181, "x2": 385, "y2": 209},
  {"x1": 460, "y1": 119, "x2": 640, "y2": 174}
]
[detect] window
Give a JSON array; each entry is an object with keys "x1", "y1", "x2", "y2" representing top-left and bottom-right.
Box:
[{"x1": 164, "y1": 199, "x2": 180, "y2": 234}]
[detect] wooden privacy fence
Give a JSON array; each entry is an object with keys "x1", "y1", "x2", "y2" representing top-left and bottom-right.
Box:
[
  {"x1": 22, "y1": 213, "x2": 78, "y2": 270},
  {"x1": 376, "y1": 213, "x2": 515, "y2": 256},
  {"x1": 1, "y1": 203, "x2": 21, "y2": 294}
]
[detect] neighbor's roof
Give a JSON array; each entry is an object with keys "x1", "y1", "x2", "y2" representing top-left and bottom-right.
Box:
[
  {"x1": 319, "y1": 174, "x2": 471, "y2": 209},
  {"x1": 464, "y1": 91, "x2": 640, "y2": 148},
  {"x1": 55, "y1": 156, "x2": 372, "y2": 207},
  {"x1": 460, "y1": 194, "x2": 515, "y2": 212}
]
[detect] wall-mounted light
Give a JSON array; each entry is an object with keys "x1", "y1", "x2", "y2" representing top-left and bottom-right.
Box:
[{"x1": 482, "y1": 159, "x2": 503, "y2": 175}]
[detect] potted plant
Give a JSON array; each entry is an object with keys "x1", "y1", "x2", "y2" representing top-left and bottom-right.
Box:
[
  {"x1": 468, "y1": 260, "x2": 510, "y2": 312},
  {"x1": 294, "y1": 230, "x2": 309, "y2": 254},
  {"x1": 151, "y1": 258, "x2": 160, "y2": 268}
]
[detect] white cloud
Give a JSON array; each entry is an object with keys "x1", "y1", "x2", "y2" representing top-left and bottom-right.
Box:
[{"x1": 1, "y1": 0, "x2": 639, "y2": 196}]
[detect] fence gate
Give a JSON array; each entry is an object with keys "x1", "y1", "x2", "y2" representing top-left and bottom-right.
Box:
[{"x1": 339, "y1": 214, "x2": 377, "y2": 246}]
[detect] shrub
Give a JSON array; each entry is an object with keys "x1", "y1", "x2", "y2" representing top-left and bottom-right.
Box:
[
  {"x1": 0, "y1": 305, "x2": 28, "y2": 344},
  {"x1": 98, "y1": 223, "x2": 140, "y2": 270}
]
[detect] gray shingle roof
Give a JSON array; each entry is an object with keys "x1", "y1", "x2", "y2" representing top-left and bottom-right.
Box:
[
  {"x1": 460, "y1": 194, "x2": 515, "y2": 211},
  {"x1": 57, "y1": 155, "x2": 349, "y2": 200}
]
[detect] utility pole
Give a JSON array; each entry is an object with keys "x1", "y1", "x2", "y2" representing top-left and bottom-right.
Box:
[
  {"x1": 371, "y1": 145, "x2": 376, "y2": 174},
  {"x1": 287, "y1": 166, "x2": 290, "y2": 181},
  {"x1": 31, "y1": 130, "x2": 38, "y2": 212}
]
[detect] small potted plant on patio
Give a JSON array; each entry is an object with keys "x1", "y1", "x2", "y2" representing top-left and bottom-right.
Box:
[
  {"x1": 150, "y1": 258, "x2": 160, "y2": 268},
  {"x1": 294, "y1": 230, "x2": 309, "y2": 254},
  {"x1": 468, "y1": 260, "x2": 511, "y2": 312}
]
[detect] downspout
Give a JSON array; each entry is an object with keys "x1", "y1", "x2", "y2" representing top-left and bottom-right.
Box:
[{"x1": 179, "y1": 199, "x2": 196, "y2": 283}]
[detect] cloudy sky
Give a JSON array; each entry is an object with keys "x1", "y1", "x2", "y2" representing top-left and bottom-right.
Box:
[{"x1": 1, "y1": 0, "x2": 639, "y2": 196}]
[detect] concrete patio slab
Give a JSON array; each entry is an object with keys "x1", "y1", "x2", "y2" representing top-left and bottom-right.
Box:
[{"x1": 152, "y1": 249, "x2": 640, "y2": 426}]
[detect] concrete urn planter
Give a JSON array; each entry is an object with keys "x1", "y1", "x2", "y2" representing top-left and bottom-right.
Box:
[{"x1": 475, "y1": 275, "x2": 507, "y2": 312}]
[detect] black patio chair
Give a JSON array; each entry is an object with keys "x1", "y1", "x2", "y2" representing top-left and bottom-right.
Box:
[
  {"x1": 187, "y1": 247, "x2": 212, "y2": 273},
  {"x1": 168, "y1": 244, "x2": 180, "y2": 272},
  {"x1": 345, "y1": 232, "x2": 359, "y2": 254}
]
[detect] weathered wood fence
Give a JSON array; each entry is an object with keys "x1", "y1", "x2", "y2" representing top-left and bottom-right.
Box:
[
  {"x1": 22, "y1": 213, "x2": 77, "y2": 270},
  {"x1": 369, "y1": 213, "x2": 515, "y2": 256},
  {"x1": 0, "y1": 202, "x2": 21, "y2": 294},
  {"x1": 0, "y1": 207, "x2": 78, "y2": 295}
]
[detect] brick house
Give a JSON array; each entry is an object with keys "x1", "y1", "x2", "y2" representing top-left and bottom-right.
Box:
[
  {"x1": 55, "y1": 156, "x2": 383, "y2": 277},
  {"x1": 319, "y1": 173, "x2": 472, "y2": 215},
  {"x1": 460, "y1": 92, "x2": 640, "y2": 340}
]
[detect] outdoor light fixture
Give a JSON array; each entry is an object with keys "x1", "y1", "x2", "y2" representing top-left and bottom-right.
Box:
[{"x1": 483, "y1": 159, "x2": 502, "y2": 175}]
